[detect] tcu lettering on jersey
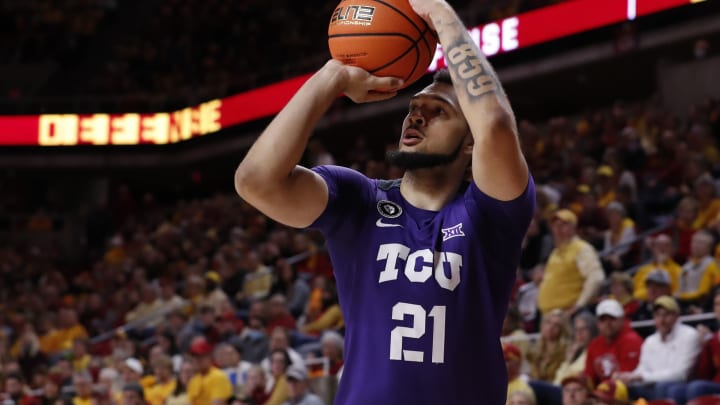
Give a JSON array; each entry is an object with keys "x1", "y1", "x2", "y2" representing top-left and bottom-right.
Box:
[{"x1": 376, "y1": 243, "x2": 462, "y2": 291}]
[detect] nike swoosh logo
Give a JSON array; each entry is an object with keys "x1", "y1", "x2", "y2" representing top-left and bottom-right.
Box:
[{"x1": 376, "y1": 219, "x2": 403, "y2": 228}]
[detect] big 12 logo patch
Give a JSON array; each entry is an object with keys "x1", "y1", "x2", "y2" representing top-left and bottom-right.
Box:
[{"x1": 330, "y1": 5, "x2": 375, "y2": 26}]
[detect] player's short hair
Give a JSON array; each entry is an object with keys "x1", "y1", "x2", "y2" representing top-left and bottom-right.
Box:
[{"x1": 432, "y1": 69, "x2": 452, "y2": 85}]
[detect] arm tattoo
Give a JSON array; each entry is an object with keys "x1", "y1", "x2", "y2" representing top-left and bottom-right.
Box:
[{"x1": 446, "y1": 40, "x2": 498, "y2": 100}]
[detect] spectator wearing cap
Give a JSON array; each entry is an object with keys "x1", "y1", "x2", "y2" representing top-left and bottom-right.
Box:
[
  {"x1": 632, "y1": 269, "x2": 673, "y2": 322},
  {"x1": 615, "y1": 296, "x2": 701, "y2": 400},
  {"x1": 538, "y1": 209, "x2": 605, "y2": 315},
  {"x1": 632, "y1": 234, "x2": 682, "y2": 302},
  {"x1": 574, "y1": 184, "x2": 609, "y2": 247},
  {"x1": 554, "y1": 311, "x2": 597, "y2": 385},
  {"x1": 676, "y1": 230, "x2": 720, "y2": 310},
  {"x1": 600, "y1": 201, "x2": 637, "y2": 274},
  {"x1": 280, "y1": 365, "x2": 323, "y2": 405},
  {"x1": 186, "y1": 336, "x2": 233, "y2": 405},
  {"x1": 596, "y1": 165, "x2": 618, "y2": 209},
  {"x1": 504, "y1": 343, "x2": 535, "y2": 402},
  {"x1": 593, "y1": 379, "x2": 630, "y2": 405},
  {"x1": 665, "y1": 289, "x2": 720, "y2": 404},
  {"x1": 561, "y1": 374, "x2": 593, "y2": 405},
  {"x1": 123, "y1": 382, "x2": 147, "y2": 405},
  {"x1": 585, "y1": 299, "x2": 643, "y2": 386},
  {"x1": 201, "y1": 271, "x2": 230, "y2": 314}
]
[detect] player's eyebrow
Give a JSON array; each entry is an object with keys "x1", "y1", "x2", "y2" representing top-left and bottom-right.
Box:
[{"x1": 410, "y1": 94, "x2": 453, "y2": 106}]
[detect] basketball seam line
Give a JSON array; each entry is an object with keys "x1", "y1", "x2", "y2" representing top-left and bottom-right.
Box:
[{"x1": 369, "y1": 0, "x2": 436, "y2": 55}]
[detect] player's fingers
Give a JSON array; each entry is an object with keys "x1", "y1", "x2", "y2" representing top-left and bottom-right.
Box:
[
  {"x1": 368, "y1": 76, "x2": 404, "y2": 91},
  {"x1": 362, "y1": 90, "x2": 398, "y2": 103}
]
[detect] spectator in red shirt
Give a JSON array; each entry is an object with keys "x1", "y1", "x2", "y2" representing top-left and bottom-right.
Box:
[
  {"x1": 265, "y1": 294, "x2": 297, "y2": 335},
  {"x1": 665, "y1": 289, "x2": 720, "y2": 404},
  {"x1": 585, "y1": 298, "x2": 643, "y2": 385},
  {"x1": 1, "y1": 372, "x2": 39, "y2": 405}
]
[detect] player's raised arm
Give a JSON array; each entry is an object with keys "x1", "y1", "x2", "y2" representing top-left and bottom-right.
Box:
[
  {"x1": 234, "y1": 60, "x2": 403, "y2": 228},
  {"x1": 410, "y1": 0, "x2": 529, "y2": 201}
]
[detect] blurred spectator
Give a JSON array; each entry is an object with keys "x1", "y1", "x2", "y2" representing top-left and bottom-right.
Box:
[
  {"x1": 668, "y1": 197, "x2": 700, "y2": 263},
  {"x1": 516, "y1": 265, "x2": 543, "y2": 332},
  {"x1": 676, "y1": 230, "x2": 720, "y2": 310},
  {"x1": 299, "y1": 282, "x2": 343, "y2": 337},
  {"x1": 239, "y1": 365, "x2": 268, "y2": 405},
  {"x1": 281, "y1": 365, "x2": 323, "y2": 405},
  {"x1": 585, "y1": 299, "x2": 643, "y2": 385},
  {"x1": 314, "y1": 331, "x2": 343, "y2": 378},
  {"x1": 123, "y1": 382, "x2": 147, "y2": 405},
  {"x1": 186, "y1": 336, "x2": 232, "y2": 405},
  {"x1": 527, "y1": 309, "x2": 570, "y2": 382},
  {"x1": 502, "y1": 307, "x2": 531, "y2": 362},
  {"x1": 1, "y1": 372, "x2": 38, "y2": 405},
  {"x1": 125, "y1": 284, "x2": 163, "y2": 328},
  {"x1": 39, "y1": 308, "x2": 88, "y2": 356},
  {"x1": 554, "y1": 311, "x2": 597, "y2": 385},
  {"x1": 593, "y1": 379, "x2": 631, "y2": 405},
  {"x1": 601, "y1": 202, "x2": 638, "y2": 274},
  {"x1": 507, "y1": 390, "x2": 536, "y2": 405},
  {"x1": 213, "y1": 343, "x2": 252, "y2": 392},
  {"x1": 520, "y1": 217, "x2": 552, "y2": 272},
  {"x1": 72, "y1": 371, "x2": 94, "y2": 405},
  {"x1": 632, "y1": 269, "x2": 673, "y2": 321},
  {"x1": 201, "y1": 272, "x2": 230, "y2": 315},
  {"x1": 261, "y1": 328, "x2": 304, "y2": 376},
  {"x1": 269, "y1": 260, "x2": 310, "y2": 319},
  {"x1": 632, "y1": 234, "x2": 681, "y2": 301},
  {"x1": 560, "y1": 374, "x2": 592, "y2": 405},
  {"x1": 615, "y1": 296, "x2": 701, "y2": 400},
  {"x1": 265, "y1": 295, "x2": 297, "y2": 335},
  {"x1": 607, "y1": 272, "x2": 640, "y2": 318},
  {"x1": 692, "y1": 174, "x2": 720, "y2": 229},
  {"x1": 505, "y1": 343, "x2": 534, "y2": 402},
  {"x1": 164, "y1": 361, "x2": 194, "y2": 405},
  {"x1": 239, "y1": 252, "x2": 273, "y2": 302},
  {"x1": 538, "y1": 209, "x2": 605, "y2": 315},
  {"x1": 144, "y1": 355, "x2": 176, "y2": 405},
  {"x1": 265, "y1": 348, "x2": 291, "y2": 405},
  {"x1": 665, "y1": 289, "x2": 720, "y2": 403}
]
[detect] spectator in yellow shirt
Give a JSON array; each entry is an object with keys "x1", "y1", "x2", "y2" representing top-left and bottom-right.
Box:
[
  {"x1": 144, "y1": 355, "x2": 176, "y2": 405},
  {"x1": 187, "y1": 336, "x2": 233, "y2": 405},
  {"x1": 632, "y1": 234, "x2": 682, "y2": 301},
  {"x1": 40, "y1": 308, "x2": 88, "y2": 356},
  {"x1": 538, "y1": 209, "x2": 605, "y2": 315},
  {"x1": 676, "y1": 230, "x2": 720, "y2": 309}
]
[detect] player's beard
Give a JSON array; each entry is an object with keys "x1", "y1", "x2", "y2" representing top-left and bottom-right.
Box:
[{"x1": 386, "y1": 141, "x2": 463, "y2": 170}]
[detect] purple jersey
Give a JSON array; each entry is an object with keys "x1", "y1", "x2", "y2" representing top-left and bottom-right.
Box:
[{"x1": 310, "y1": 165, "x2": 535, "y2": 405}]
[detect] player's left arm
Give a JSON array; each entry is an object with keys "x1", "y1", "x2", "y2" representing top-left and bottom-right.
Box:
[{"x1": 411, "y1": 0, "x2": 528, "y2": 201}]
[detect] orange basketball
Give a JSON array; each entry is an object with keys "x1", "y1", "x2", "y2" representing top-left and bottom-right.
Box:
[{"x1": 328, "y1": 0, "x2": 438, "y2": 89}]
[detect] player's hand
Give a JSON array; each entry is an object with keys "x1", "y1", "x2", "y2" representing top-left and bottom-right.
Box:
[
  {"x1": 408, "y1": 0, "x2": 449, "y2": 31},
  {"x1": 328, "y1": 60, "x2": 403, "y2": 104}
]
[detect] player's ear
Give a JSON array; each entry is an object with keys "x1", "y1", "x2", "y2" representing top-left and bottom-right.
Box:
[{"x1": 463, "y1": 131, "x2": 474, "y2": 154}]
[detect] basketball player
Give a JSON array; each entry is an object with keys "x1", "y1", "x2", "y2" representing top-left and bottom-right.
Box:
[{"x1": 235, "y1": 0, "x2": 534, "y2": 403}]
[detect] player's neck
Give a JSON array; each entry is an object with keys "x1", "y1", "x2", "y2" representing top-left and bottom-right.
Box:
[{"x1": 400, "y1": 169, "x2": 464, "y2": 211}]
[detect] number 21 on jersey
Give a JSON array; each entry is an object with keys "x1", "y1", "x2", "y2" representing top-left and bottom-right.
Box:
[{"x1": 390, "y1": 302, "x2": 446, "y2": 363}]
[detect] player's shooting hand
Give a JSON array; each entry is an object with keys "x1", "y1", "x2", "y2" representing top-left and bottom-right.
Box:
[
  {"x1": 330, "y1": 60, "x2": 403, "y2": 104},
  {"x1": 408, "y1": 0, "x2": 449, "y2": 31}
]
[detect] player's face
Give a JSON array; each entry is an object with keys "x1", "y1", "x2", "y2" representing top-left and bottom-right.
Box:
[{"x1": 390, "y1": 82, "x2": 471, "y2": 170}]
